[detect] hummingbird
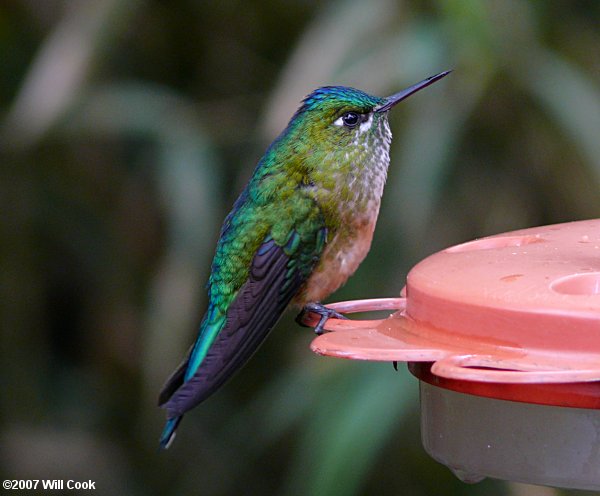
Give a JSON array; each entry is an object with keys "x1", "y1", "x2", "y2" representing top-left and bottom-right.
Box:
[{"x1": 158, "y1": 70, "x2": 451, "y2": 448}]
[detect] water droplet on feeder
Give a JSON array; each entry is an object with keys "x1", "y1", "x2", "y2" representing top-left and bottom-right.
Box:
[{"x1": 451, "y1": 468, "x2": 486, "y2": 484}]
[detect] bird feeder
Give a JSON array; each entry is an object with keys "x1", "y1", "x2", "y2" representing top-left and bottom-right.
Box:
[{"x1": 305, "y1": 219, "x2": 600, "y2": 490}]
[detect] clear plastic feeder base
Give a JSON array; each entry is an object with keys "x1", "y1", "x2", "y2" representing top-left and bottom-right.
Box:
[{"x1": 419, "y1": 380, "x2": 600, "y2": 490}]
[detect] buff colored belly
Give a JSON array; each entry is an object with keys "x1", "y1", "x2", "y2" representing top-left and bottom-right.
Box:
[{"x1": 294, "y1": 217, "x2": 377, "y2": 305}]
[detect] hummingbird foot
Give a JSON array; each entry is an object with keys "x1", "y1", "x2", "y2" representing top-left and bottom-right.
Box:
[{"x1": 295, "y1": 302, "x2": 348, "y2": 335}]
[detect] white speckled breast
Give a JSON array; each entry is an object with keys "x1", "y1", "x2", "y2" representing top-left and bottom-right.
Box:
[{"x1": 296, "y1": 113, "x2": 392, "y2": 304}]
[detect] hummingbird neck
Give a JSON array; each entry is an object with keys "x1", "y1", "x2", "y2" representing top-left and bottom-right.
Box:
[{"x1": 311, "y1": 113, "x2": 392, "y2": 223}]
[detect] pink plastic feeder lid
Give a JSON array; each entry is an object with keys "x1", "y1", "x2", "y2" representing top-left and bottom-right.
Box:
[{"x1": 309, "y1": 219, "x2": 600, "y2": 398}]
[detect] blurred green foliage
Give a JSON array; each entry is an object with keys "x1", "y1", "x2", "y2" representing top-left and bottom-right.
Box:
[{"x1": 1, "y1": 1, "x2": 599, "y2": 495}]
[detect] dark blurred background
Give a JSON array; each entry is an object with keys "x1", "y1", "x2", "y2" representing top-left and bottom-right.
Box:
[{"x1": 1, "y1": 1, "x2": 599, "y2": 495}]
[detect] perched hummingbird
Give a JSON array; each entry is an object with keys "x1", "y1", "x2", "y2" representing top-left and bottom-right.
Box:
[{"x1": 158, "y1": 71, "x2": 451, "y2": 448}]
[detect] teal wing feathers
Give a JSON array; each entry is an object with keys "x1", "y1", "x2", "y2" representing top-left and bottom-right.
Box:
[{"x1": 158, "y1": 191, "x2": 326, "y2": 448}]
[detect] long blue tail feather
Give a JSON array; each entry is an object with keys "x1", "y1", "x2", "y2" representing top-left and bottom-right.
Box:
[{"x1": 159, "y1": 416, "x2": 182, "y2": 450}]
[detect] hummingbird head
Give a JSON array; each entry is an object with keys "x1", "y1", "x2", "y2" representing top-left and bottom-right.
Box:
[
  {"x1": 260, "y1": 71, "x2": 450, "y2": 214},
  {"x1": 284, "y1": 71, "x2": 451, "y2": 162},
  {"x1": 289, "y1": 86, "x2": 386, "y2": 151}
]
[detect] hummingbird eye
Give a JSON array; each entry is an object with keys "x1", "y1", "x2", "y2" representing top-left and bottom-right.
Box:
[{"x1": 341, "y1": 112, "x2": 360, "y2": 128}]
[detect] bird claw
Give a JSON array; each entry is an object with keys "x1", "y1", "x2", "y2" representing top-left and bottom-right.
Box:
[{"x1": 296, "y1": 302, "x2": 348, "y2": 335}]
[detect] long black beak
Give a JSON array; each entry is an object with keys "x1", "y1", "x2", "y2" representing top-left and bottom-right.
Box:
[{"x1": 375, "y1": 70, "x2": 452, "y2": 113}]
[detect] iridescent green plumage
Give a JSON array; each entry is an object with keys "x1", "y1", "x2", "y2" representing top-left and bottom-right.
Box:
[{"x1": 159, "y1": 72, "x2": 451, "y2": 448}]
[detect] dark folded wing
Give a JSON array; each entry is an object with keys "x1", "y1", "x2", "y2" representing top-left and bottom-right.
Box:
[{"x1": 159, "y1": 233, "x2": 314, "y2": 418}]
